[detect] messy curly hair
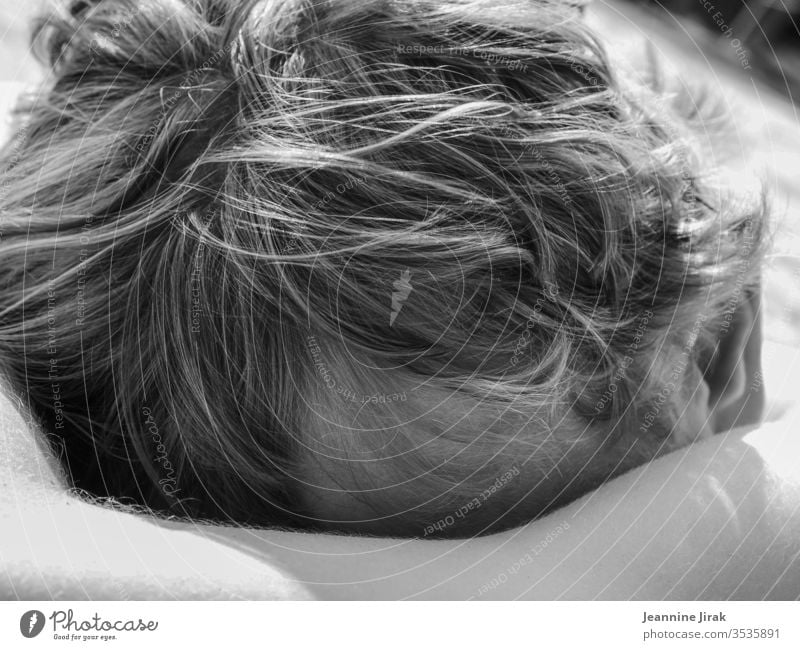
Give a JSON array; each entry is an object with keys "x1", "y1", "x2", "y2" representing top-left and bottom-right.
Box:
[{"x1": 0, "y1": 0, "x2": 766, "y2": 536}]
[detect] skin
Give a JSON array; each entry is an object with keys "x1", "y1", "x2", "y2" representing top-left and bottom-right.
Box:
[
  {"x1": 4, "y1": 354, "x2": 800, "y2": 600},
  {"x1": 4, "y1": 285, "x2": 800, "y2": 600},
  {"x1": 0, "y1": 281, "x2": 769, "y2": 593},
  {"x1": 293, "y1": 289, "x2": 765, "y2": 537}
]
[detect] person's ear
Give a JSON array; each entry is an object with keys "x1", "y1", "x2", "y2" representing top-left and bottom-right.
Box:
[{"x1": 703, "y1": 285, "x2": 764, "y2": 432}]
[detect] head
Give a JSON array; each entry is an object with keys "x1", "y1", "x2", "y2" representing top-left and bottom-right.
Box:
[{"x1": 0, "y1": 0, "x2": 767, "y2": 537}]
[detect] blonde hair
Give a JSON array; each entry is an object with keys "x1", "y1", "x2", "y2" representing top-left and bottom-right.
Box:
[{"x1": 0, "y1": 0, "x2": 766, "y2": 534}]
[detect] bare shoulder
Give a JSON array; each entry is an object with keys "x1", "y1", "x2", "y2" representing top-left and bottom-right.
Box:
[
  {"x1": 3, "y1": 372, "x2": 799, "y2": 600},
  {"x1": 185, "y1": 416, "x2": 800, "y2": 600}
]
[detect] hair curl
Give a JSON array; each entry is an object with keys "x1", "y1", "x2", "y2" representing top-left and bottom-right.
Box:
[{"x1": 0, "y1": 0, "x2": 766, "y2": 534}]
